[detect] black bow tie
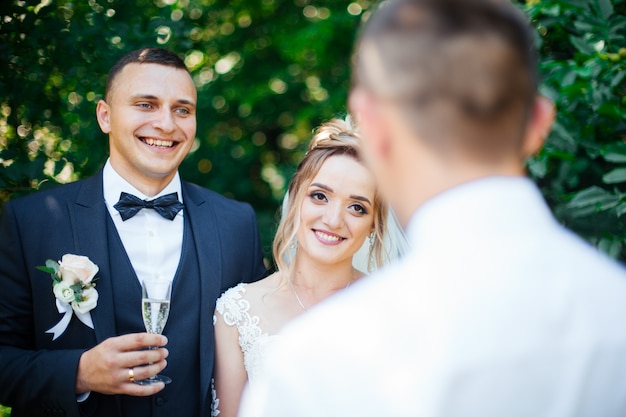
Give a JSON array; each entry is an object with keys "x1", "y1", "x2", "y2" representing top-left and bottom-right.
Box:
[{"x1": 114, "y1": 192, "x2": 184, "y2": 221}]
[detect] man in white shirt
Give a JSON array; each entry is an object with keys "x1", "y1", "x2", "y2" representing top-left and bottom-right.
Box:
[
  {"x1": 0, "y1": 48, "x2": 266, "y2": 416},
  {"x1": 238, "y1": 1, "x2": 626, "y2": 416}
]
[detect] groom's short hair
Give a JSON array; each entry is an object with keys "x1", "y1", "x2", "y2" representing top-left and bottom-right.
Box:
[
  {"x1": 353, "y1": 0, "x2": 537, "y2": 159},
  {"x1": 105, "y1": 48, "x2": 189, "y2": 102}
]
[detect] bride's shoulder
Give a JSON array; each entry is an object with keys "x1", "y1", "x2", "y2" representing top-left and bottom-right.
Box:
[
  {"x1": 247, "y1": 272, "x2": 281, "y2": 289},
  {"x1": 217, "y1": 273, "x2": 280, "y2": 304},
  {"x1": 243, "y1": 272, "x2": 282, "y2": 298},
  {"x1": 215, "y1": 274, "x2": 282, "y2": 326}
]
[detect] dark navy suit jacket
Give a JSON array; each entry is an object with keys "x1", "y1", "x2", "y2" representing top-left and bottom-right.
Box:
[{"x1": 0, "y1": 171, "x2": 266, "y2": 417}]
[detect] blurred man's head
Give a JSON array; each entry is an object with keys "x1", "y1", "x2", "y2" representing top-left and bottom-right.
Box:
[{"x1": 349, "y1": 0, "x2": 554, "y2": 224}]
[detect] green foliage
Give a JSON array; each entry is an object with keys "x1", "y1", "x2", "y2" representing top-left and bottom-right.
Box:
[
  {"x1": 0, "y1": 0, "x2": 625, "y2": 262},
  {"x1": 0, "y1": 0, "x2": 363, "y2": 258},
  {"x1": 36, "y1": 259, "x2": 61, "y2": 278},
  {"x1": 525, "y1": 0, "x2": 626, "y2": 260}
]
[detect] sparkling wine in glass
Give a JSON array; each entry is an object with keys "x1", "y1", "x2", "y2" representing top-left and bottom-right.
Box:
[{"x1": 136, "y1": 278, "x2": 172, "y2": 385}]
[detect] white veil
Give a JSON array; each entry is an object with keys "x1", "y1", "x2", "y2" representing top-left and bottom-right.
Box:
[
  {"x1": 281, "y1": 193, "x2": 408, "y2": 273},
  {"x1": 352, "y1": 205, "x2": 408, "y2": 273}
]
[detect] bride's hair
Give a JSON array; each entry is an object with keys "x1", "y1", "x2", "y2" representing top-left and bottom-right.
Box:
[{"x1": 272, "y1": 115, "x2": 388, "y2": 273}]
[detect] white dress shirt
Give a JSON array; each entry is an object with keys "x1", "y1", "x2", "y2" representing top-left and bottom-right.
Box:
[
  {"x1": 103, "y1": 160, "x2": 183, "y2": 284},
  {"x1": 239, "y1": 176, "x2": 626, "y2": 417}
]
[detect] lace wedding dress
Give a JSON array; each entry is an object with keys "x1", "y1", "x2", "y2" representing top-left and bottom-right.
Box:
[
  {"x1": 214, "y1": 282, "x2": 282, "y2": 383},
  {"x1": 212, "y1": 283, "x2": 283, "y2": 415}
]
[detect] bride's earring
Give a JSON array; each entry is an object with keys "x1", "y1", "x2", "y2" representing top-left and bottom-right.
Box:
[
  {"x1": 368, "y1": 232, "x2": 375, "y2": 272},
  {"x1": 289, "y1": 239, "x2": 298, "y2": 250}
]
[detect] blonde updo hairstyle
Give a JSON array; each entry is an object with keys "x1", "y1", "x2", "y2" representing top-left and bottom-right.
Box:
[{"x1": 272, "y1": 116, "x2": 388, "y2": 273}]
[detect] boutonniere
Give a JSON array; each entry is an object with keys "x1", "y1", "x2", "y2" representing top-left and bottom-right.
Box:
[{"x1": 37, "y1": 254, "x2": 99, "y2": 340}]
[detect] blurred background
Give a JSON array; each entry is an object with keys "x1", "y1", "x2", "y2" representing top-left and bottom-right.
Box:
[
  {"x1": 1, "y1": 0, "x2": 626, "y2": 274},
  {"x1": 0, "y1": 0, "x2": 625, "y2": 413}
]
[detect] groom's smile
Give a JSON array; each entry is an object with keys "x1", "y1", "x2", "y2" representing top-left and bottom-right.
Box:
[
  {"x1": 139, "y1": 137, "x2": 176, "y2": 148},
  {"x1": 96, "y1": 62, "x2": 197, "y2": 196}
]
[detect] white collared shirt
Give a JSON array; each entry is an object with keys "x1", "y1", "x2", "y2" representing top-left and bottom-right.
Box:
[
  {"x1": 239, "y1": 176, "x2": 626, "y2": 417},
  {"x1": 103, "y1": 159, "x2": 183, "y2": 284}
]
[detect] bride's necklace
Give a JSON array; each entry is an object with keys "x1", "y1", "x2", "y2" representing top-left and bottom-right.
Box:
[
  {"x1": 289, "y1": 272, "x2": 356, "y2": 312},
  {"x1": 289, "y1": 278, "x2": 308, "y2": 311}
]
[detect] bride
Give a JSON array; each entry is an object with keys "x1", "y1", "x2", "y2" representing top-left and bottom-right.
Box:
[{"x1": 211, "y1": 116, "x2": 406, "y2": 417}]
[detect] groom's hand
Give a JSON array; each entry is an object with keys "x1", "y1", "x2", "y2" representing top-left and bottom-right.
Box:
[{"x1": 75, "y1": 333, "x2": 169, "y2": 396}]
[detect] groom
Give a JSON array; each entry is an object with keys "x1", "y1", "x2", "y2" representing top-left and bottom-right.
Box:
[
  {"x1": 239, "y1": 1, "x2": 626, "y2": 416},
  {"x1": 0, "y1": 48, "x2": 266, "y2": 416}
]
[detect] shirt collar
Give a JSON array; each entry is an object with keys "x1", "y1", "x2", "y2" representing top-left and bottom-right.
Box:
[
  {"x1": 103, "y1": 159, "x2": 183, "y2": 217},
  {"x1": 405, "y1": 176, "x2": 550, "y2": 248}
]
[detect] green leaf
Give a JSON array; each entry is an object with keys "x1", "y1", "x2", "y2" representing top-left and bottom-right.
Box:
[
  {"x1": 70, "y1": 283, "x2": 83, "y2": 302},
  {"x1": 36, "y1": 266, "x2": 57, "y2": 275},
  {"x1": 597, "y1": 0, "x2": 614, "y2": 20},
  {"x1": 570, "y1": 35, "x2": 595, "y2": 55},
  {"x1": 597, "y1": 101, "x2": 626, "y2": 118},
  {"x1": 602, "y1": 153, "x2": 626, "y2": 163},
  {"x1": 615, "y1": 202, "x2": 626, "y2": 218},
  {"x1": 560, "y1": 70, "x2": 578, "y2": 87},
  {"x1": 600, "y1": 143, "x2": 626, "y2": 163},
  {"x1": 540, "y1": 5, "x2": 562, "y2": 17},
  {"x1": 610, "y1": 70, "x2": 625, "y2": 88},
  {"x1": 567, "y1": 0, "x2": 591, "y2": 10},
  {"x1": 608, "y1": 19, "x2": 626, "y2": 40},
  {"x1": 603, "y1": 168, "x2": 626, "y2": 184},
  {"x1": 567, "y1": 186, "x2": 619, "y2": 208},
  {"x1": 44, "y1": 259, "x2": 60, "y2": 274},
  {"x1": 527, "y1": 154, "x2": 548, "y2": 179},
  {"x1": 573, "y1": 21, "x2": 594, "y2": 33},
  {"x1": 37, "y1": 259, "x2": 60, "y2": 278},
  {"x1": 598, "y1": 237, "x2": 621, "y2": 258},
  {"x1": 549, "y1": 121, "x2": 577, "y2": 154}
]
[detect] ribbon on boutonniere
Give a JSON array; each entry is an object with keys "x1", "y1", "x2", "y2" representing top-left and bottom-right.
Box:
[{"x1": 37, "y1": 254, "x2": 99, "y2": 340}]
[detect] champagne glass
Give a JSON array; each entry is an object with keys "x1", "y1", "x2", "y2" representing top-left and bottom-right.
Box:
[{"x1": 135, "y1": 278, "x2": 172, "y2": 385}]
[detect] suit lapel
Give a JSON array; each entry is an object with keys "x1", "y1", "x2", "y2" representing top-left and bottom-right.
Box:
[
  {"x1": 182, "y1": 182, "x2": 223, "y2": 409},
  {"x1": 68, "y1": 170, "x2": 117, "y2": 343},
  {"x1": 65, "y1": 177, "x2": 223, "y2": 408}
]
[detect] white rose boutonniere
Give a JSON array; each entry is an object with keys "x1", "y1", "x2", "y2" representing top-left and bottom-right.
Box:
[{"x1": 37, "y1": 254, "x2": 99, "y2": 340}]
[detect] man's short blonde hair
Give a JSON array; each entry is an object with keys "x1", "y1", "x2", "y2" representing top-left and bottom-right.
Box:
[{"x1": 353, "y1": 0, "x2": 537, "y2": 159}]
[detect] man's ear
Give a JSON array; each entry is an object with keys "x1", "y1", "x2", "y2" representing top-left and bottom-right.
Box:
[
  {"x1": 522, "y1": 95, "x2": 555, "y2": 158},
  {"x1": 349, "y1": 87, "x2": 391, "y2": 160},
  {"x1": 96, "y1": 100, "x2": 112, "y2": 134}
]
